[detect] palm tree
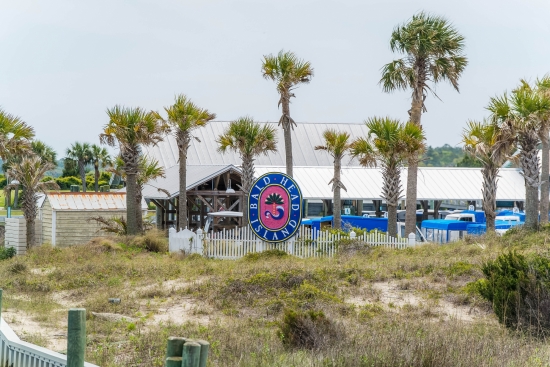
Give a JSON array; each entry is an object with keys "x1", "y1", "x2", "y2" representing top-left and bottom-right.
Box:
[
  {"x1": 351, "y1": 118, "x2": 425, "y2": 238},
  {"x1": 462, "y1": 120, "x2": 514, "y2": 231},
  {"x1": 100, "y1": 106, "x2": 167, "y2": 235},
  {"x1": 90, "y1": 144, "x2": 112, "y2": 192},
  {"x1": 5, "y1": 156, "x2": 59, "y2": 248},
  {"x1": 217, "y1": 117, "x2": 277, "y2": 224},
  {"x1": 66, "y1": 142, "x2": 92, "y2": 192},
  {"x1": 262, "y1": 50, "x2": 313, "y2": 177},
  {"x1": 488, "y1": 90, "x2": 550, "y2": 229},
  {"x1": 380, "y1": 12, "x2": 467, "y2": 236},
  {"x1": 315, "y1": 130, "x2": 352, "y2": 229},
  {"x1": 161, "y1": 94, "x2": 216, "y2": 230},
  {"x1": 110, "y1": 154, "x2": 166, "y2": 232},
  {"x1": 31, "y1": 140, "x2": 57, "y2": 164}
]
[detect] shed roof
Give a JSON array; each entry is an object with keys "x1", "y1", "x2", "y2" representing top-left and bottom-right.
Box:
[
  {"x1": 45, "y1": 192, "x2": 129, "y2": 211},
  {"x1": 141, "y1": 122, "x2": 369, "y2": 169},
  {"x1": 253, "y1": 166, "x2": 526, "y2": 201},
  {"x1": 142, "y1": 164, "x2": 241, "y2": 200}
]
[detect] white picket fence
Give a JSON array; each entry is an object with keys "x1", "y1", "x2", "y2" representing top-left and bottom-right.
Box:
[
  {"x1": 0, "y1": 317, "x2": 98, "y2": 367},
  {"x1": 169, "y1": 226, "x2": 415, "y2": 259}
]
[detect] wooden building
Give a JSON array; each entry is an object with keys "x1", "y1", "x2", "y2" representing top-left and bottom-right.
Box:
[
  {"x1": 40, "y1": 192, "x2": 140, "y2": 247},
  {"x1": 142, "y1": 164, "x2": 244, "y2": 230}
]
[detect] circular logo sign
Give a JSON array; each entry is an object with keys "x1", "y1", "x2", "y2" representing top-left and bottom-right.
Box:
[{"x1": 248, "y1": 172, "x2": 303, "y2": 242}]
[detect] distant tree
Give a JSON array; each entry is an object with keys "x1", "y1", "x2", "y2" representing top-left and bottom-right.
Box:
[
  {"x1": 100, "y1": 106, "x2": 167, "y2": 235},
  {"x1": 217, "y1": 117, "x2": 278, "y2": 225},
  {"x1": 31, "y1": 140, "x2": 57, "y2": 164},
  {"x1": 160, "y1": 94, "x2": 216, "y2": 230},
  {"x1": 351, "y1": 118, "x2": 425, "y2": 237},
  {"x1": 262, "y1": 50, "x2": 313, "y2": 177},
  {"x1": 420, "y1": 144, "x2": 465, "y2": 167},
  {"x1": 90, "y1": 144, "x2": 112, "y2": 192},
  {"x1": 6, "y1": 155, "x2": 58, "y2": 248},
  {"x1": 380, "y1": 12, "x2": 467, "y2": 236},
  {"x1": 66, "y1": 142, "x2": 92, "y2": 192},
  {"x1": 462, "y1": 120, "x2": 514, "y2": 231},
  {"x1": 456, "y1": 154, "x2": 483, "y2": 167},
  {"x1": 315, "y1": 130, "x2": 352, "y2": 229}
]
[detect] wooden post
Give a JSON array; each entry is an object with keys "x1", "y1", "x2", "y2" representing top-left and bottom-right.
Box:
[
  {"x1": 196, "y1": 340, "x2": 210, "y2": 367},
  {"x1": 182, "y1": 341, "x2": 201, "y2": 367},
  {"x1": 0, "y1": 288, "x2": 3, "y2": 321},
  {"x1": 67, "y1": 308, "x2": 86, "y2": 367},
  {"x1": 165, "y1": 336, "x2": 186, "y2": 367}
]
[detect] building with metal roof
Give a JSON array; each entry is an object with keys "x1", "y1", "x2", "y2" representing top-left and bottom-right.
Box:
[{"x1": 142, "y1": 121, "x2": 370, "y2": 169}]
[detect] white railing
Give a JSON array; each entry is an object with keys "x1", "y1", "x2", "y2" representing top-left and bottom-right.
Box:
[
  {"x1": 169, "y1": 226, "x2": 415, "y2": 259},
  {"x1": 0, "y1": 317, "x2": 99, "y2": 367}
]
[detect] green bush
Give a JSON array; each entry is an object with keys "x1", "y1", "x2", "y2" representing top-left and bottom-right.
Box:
[
  {"x1": 478, "y1": 251, "x2": 550, "y2": 334},
  {"x1": 0, "y1": 174, "x2": 6, "y2": 189},
  {"x1": 56, "y1": 176, "x2": 81, "y2": 190},
  {"x1": 279, "y1": 308, "x2": 340, "y2": 349},
  {"x1": 0, "y1": 246, "x2": 16, "y2": 260},
  {"x1": 243, "y1": 249, "x2": 289, "y2": 261}
]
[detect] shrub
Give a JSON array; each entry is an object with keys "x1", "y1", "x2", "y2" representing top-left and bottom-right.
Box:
[
  {"x1": 130, "y1": 230, "x2": 168, "y2": 253},
  {"x1": 56, "y1": 176, "x2": 81, "y2": 190},
  {"x1": 0, "y1": 246, "x2": 16, "y2": 260},
  {"x1": 243, "y1": 249, "x2": 288, "y2": 261},
  {"x1": 279, "y1": 308, "x2": 340, "y2": 349},
  {"x1": 478, "y1": 251, "x2": 550, "y2": 335}
]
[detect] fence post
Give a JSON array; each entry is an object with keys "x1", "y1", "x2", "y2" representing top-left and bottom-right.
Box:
[
  {"x1": 165, "y1": 336, "x2": 186, "y2": 367},
  {"x1": 196, "y1": 229, "x2": 204, "y2": 255},
  {"x1": 408, "y1": 233, "x2": 416, "y2": 247},
  {"x1": 182, "y1": 341, "x2": 201, "y2": 367},
  {"x1": 350, "y1": 231, "x2": 356, "y2": 239},
  {"x1": 67, "y1": 308, "x2": 86, "y2": 367},
  {"x1": 196, "y1": 340, "x2": 210, "y2": 367}
]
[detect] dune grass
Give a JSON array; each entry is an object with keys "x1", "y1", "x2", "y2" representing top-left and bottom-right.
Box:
[{"x1": 0, "y1": 228, "x2": 550, "y2": 366}]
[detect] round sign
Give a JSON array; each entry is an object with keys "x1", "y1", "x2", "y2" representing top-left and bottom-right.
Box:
[{"x1": 248, "y1": 172, "x2": 303, "y2": 242}]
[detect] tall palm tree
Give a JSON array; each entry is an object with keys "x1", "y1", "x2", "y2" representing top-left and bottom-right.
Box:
[
  {"x1": 462, "y1": 120, "x2": 514, "y2": 231},
  {"x1": 315, "y1": 130, "x2": 352, "y2": 229},
  {"x1": 5, "y1": 156, "x2": 58, "y2": 248},
  {"x1": 110, "y1": 154, "x2": 165, "y2": 232},
  {"x1": 66, "y1": 142, "x2": 92, "y2": 192},
  {"x1": 351, "y1": 118, "x2": 425, "y2": 238},
  {"x1": 161, "y1": 94, "x2": 216, "y2": 230},
  {"x1": 262, "y1": 50, "x2": 313, "y2": 177},
  {"x1": 380, "y1": 12, "x2": 467, "y2": 236},
  {"x1": 90, "y1": 144, "x2": 112, "y2": 192},
  {"x1": 100, "y1": 106, "x2": 167, "y2": 235},
  {"x1": 488, "y1": 90, "x2": 550, "y2": 229},
  {"x1": 217, "y1": 117, "x2": 277, "y2": 225}
]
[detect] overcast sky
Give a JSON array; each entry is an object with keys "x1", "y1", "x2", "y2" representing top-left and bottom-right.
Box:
[{"x1": 1, "y1": 0, "x2": 550, "y2": 156}]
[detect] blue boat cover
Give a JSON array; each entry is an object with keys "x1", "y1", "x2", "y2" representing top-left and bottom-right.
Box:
[{"x1": 421, "y1": 219, "x2": 471, "y2": 231}]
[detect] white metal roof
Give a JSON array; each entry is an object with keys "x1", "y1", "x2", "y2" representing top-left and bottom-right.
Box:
[
  {"x1": 142, "y1": 164, "x2": 241, "y2": 200},
  {"x1": 141, "y1": 121, "x2": 369, "y2": 169},
  {"x1": 45, "y1": 193, "x2": 129, "y2": 211},
  {"x1": 253, "y1": 166, "x2": 526, "y2": 201}
]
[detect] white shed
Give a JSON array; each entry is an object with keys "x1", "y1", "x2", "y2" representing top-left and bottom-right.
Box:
[{"x1": 41, "y1": 192, "x2": 139, "y2": 247}]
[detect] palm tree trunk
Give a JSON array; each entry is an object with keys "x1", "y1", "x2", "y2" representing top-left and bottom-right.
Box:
[
  {"x1": 22, "y1": 190, "x2": 37, "y2": 248},
  {"x1": 520, "y1": 143, "x2": 540, "y2": 230},
  {"x1": 94, "y1": 161, "x2": 100, "y2": 192},
  {"x1": 333, "y1": 158, "x2": 342, "y2": 229},
  {"x1": 282, "y1": 96, "x2": 293, "y2": 177},
  {"x1": 242, "y1": 155, "x2": 255, "y2": 226},
  {"x1": 404, "y1": 84, "x2": 424, "y2": 236},
  {"x1": 136, "y1": 189, "x2": 143, "y2": 233},
  {"x1": 482, "y1": 165, "x2": 498, "y2": 232},
  {"x1": 383, "y1": 164, "x2": 402, "y2": 238},
  {"x1": 540, "y1": 128, "x2": 549, "y2": 224},
  {"x1": 79, "y1": 160, "x2": 87, "y2": 192},
  {"x1": 178, "y1": 135, "x2": 189, "y2": 230},
  {"x1": 13, "y1": 186, "x2": 19, "y2": 209},
  {"x1": 126, "y1": 172, "x2": 138, "y2": 235}
]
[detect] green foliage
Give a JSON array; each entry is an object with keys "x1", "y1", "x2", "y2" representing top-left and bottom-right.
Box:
[
  {"x1": 55, "y1": 176, "x2": 81, "y2": 190},
  {"x1": 478, "y1": 252, "x2": 550, "y2": 334},
  {"x1": 456, "y1": 154, "x2": 483, "y2": 167},
  {"x1": 279, "y1": 308, "x2": 339, "y2": 349},
  {"x1": 0, "y1": 174, "x2": 6, "y2": 189},
  {"x1": 0, "y1": 246, "x2": 16, "y2": 260},
  {"x1": 420, "y1": 144, "x2": 465, "y2": 167},
  {"x1": 62, "y1": 158, "x2": 79, "y2": 177}
]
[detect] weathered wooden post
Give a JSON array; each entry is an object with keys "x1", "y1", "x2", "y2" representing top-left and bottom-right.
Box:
[
  {"x1": 182, "y1": 341, "x2": 201, "y2": 367},
  {"x1": 0, "y1": 288, "x2": 3, "y2": 321},
  {"x1": 165, "y1": 336, "x2": 186, "y2": 367},
  {"x1": 67, "y1": 308, "x2": 86, "y2": 367},
  {"x1": 196, "y1": 340, "x2": 210, "y2": 367}
]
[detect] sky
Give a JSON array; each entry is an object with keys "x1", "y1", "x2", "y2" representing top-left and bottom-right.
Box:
[{"x1": 1, "y1": 0, "x2": 550, "y2": 157}]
